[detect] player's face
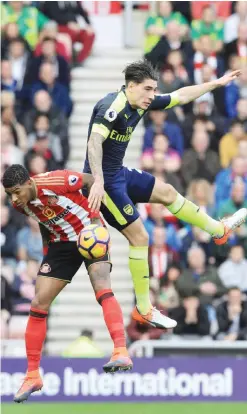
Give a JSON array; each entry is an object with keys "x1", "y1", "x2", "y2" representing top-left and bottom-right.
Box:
[
  {"x1": 5, "y1": 181, "x2": 33, "y2": 207},
  {"x1": 129, "y1": 79, "x2": 157, "y2": 110}
]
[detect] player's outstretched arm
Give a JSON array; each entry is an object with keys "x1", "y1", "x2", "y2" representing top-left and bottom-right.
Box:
[
  {"x1": 87, "y1": 132, "x2": 106, "y2": 212},
  {"x1": 175, "y1": 70, "x2": 241, "y2": 106}
]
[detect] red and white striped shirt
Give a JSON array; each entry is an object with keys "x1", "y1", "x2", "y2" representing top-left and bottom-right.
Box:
[{"x1": 13, "y1": 170, "x2": 99, "y2": 243}]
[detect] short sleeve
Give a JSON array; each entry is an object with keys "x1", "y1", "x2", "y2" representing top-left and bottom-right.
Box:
[
  {"x1": 34, "y1": 170, "x2": 83, "y2": 195},
  {"x1": 149, "y1": 92, "x2": 180, "y2": 110},
  {"x1": 91, "y1": 102, "x2": 118, "y2": 139}
]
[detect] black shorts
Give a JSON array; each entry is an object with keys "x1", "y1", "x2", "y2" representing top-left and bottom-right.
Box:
[{"x1": 38, "y1": 242, "x2": 111, "y2": 283}]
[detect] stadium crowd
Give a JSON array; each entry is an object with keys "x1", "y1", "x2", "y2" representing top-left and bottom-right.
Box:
[{"x1": 1, "y1": 1, "x2": 247, "y2": 350}]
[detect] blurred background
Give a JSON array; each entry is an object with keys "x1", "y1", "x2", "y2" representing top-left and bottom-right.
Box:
[{"x1": 1, "y1": 0, "x2": 247, "y2": 412}]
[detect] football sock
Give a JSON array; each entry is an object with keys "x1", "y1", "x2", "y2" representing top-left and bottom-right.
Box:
[
  {"x1": 166, "y1": 193, "x2": 224, "y2": 238},
  {"x1": 25, "y1": 308, "x2": 48, "y2": 373},
  {"x1": 129, "y1": 246, "x2": 152, "y2": 315},
  {"x1": 96, "y1": 289, "x2": 126, "y2": 350}
]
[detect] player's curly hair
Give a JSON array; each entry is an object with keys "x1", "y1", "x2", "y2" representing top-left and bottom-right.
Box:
[
  {"x1": 2, "y1": 164, "x2": 30, "y2": 188},
  {"x1": 123, "y1": 59, "x2": 159, "y2": 85}
]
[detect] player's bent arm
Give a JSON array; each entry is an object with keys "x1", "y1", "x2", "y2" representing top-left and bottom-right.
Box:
[{"x1": 87, "y1": 132, "x2": 105, "y2": 183}]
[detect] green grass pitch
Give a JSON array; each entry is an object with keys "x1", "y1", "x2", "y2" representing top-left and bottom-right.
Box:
[{"x1": 2, "y1": 403, "x2": 247, "y2": 414}]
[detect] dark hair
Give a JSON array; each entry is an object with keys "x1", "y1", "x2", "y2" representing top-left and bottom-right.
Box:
[
  {"x1": 2, "y1": 164, "x2": 30, "y2": 188},
  {"x1": 42, "y1": 37, "x2": 56, "y2": 43},
  {"x1": 123, "y1": 59, "x2": 159, "y2": 85},
  {"x1": 9, "y1": 36, "x2": 25, "y2": 46},
  {"x1": 230, "y1": 119, "x2": 243, "y2": 128},
  {"x1": 227, "y1": 286, "x2": 241, "y2": 293}
]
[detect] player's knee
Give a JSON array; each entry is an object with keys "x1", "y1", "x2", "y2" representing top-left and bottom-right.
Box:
[
  {"x1": 88, "y1": 262, "x2": 111, "y2": 293},
  {"x1": 128, "y1": 227, "x2": 149, "y2": 247},
  {"x1": 156, "y1": 182, "x2": 177, "y2": 205},
  {"x1": 31, "y1": 296, "x2": 51, "y2": 312}
]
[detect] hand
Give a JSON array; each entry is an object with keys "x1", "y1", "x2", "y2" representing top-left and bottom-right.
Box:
[
  {"x1": 216, "y1": 70, "x2": 241, "y2": 87},
  {"x1": 224, "y1": 333, "x2": 238, "y2": 342},
  {"x1": 68, "y1": 22, "x2": 80, "y2": 32},
  {"x1": 88, "y1": 178, "x2": 105, "y2": 212}
]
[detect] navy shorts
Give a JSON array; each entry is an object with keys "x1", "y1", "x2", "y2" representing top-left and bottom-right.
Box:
[{"x1": 101, "y1": 167, "x2": 155, "y2": 231}]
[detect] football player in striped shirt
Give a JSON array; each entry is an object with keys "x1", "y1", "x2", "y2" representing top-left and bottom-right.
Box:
[{"x1": 2, "y1": 164, "x2": 134, "y2": 403}]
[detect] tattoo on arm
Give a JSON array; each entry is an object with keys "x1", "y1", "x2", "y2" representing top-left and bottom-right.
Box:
[
  {"x1": 39, "y1": 224, "x2": 50, "y2": 248},
  {"x1": 87, "y1": 132, "x2": 105, "y2": 181}
]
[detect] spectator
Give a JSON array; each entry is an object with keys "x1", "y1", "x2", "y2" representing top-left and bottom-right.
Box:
[
  {"x1": 40, "y1": 1, "x2": 95, "y2": 64},
  {"x1": 1, "y1": 1, "x2": 50, "y2": 50},
  {"x1": 1, "y1": 22, "x2": 30, "y2": 58},
  {"x1": 24, "y1": 130, "x2": 60, "y2": 172},
  {"x1": 216, "y1": 287, "x2": 247, "y2": 341},
  {"x1": 6, "y1": 37, "x2": 30, "y2": 91},
  {"x1": 158, "y1": 64, "x2": 185, "y2": 94},
  {"x1": 166, "y1": 50, "x2": 190, "y2": 86},
  {"x1": 1, "y1": 124, "x2": 24, "y2": 168},
  {"x1": 1, "y1": 60, "x2": 17, "y2": 93},
  {"x1": 26, "y1": 154, "x2": 48, "y2": 176},
  {"x1": 149, "y1": 226, "x2": 179, "y2": 280},
  {"x1": 142, "y1": 110, "x2": 184, "y2": 155},
  {"x1": 30, "y1": 62, "x2": 73, "y2": 117},
  {"x1": 191, "y1": 36, "x2": 225, "y2": 85},
  {"x1": 142, "y1": 134, "x2": 181, "y2": 174},
  {"x1": 22, "y1": 90, "x2": 69, "y2": 162},
  {"x1": 176, "y1": 246, "x2": 226, "y2": 306},
  {"x1": 225, "y1": 23, "x2": 247, "y2": 68},
  {"x1": 191, "y1": 5, "x2": 224, "y2": 53},
  {"x1": 16, "y1": 217, "x2": 43, "y2": 262},
  {"x1": 35, "y1": 22, "x2": 71, "y2": 63},
  {"x1": 169, "y1": 295, "x2": 210, "y2": 337},
  {"x1": 145, "y1": 20, "x2": 193, "y2": 68},
  {"x1": 158, "y1": 264, "x2": 181, "y2": 310},
  {"x1": 143, "y1": 203, "x2": 179, "y2": 249},
  {"x1": 62, "y1": 329, "x2": 104, "y2": 358},
  {"x1": 219, "y1": 120, "x2": 247, "y2": 168},
  {"x1": 236, "y1": 99, "x2": 247, "y2": 131},
  {"x1": 224, "y1": 1, "x2": 247, "y2": 44},
  {"x1": 27, "y1": 114, "x2": 63, "y2": 167},
  {"x1": 1, "y1": 205, "x2": 17, "y2": 263},
  {"x1": 215, "y1": 156, "x2": 247, "y2": 209},
  {"x1": 182, "y1": 101, "x2": 227, "y2": 151},
  {"x1": 151, "y1": 151, "x2": 184, "y2": 195},
  {"x1": 181, "y1": 130, "x2": 220, "y2": 186},
  {"x1": 144, "y1": 1, "x2": 189, "y2": 57},
  {"x1": 225, "y1": 66, "x2": 247, "y2": 119},
  {"x1": 1, "y1": 99, "x2": 28, "y2": 152},
  {"x1": 25, "y1": 36, "x2": 70, "y2": 87},
  {"x1": 1, "y1": 259, "x2": 14, "y2": 338},
  {"x1": 218, "y1": 246, "x2": 247, "y2": 293},
  {"x1": 127, "y1": 288, "x2": 165, "y2": 343}
]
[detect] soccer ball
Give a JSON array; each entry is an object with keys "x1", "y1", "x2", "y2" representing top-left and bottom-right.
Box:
[{"x1": 77, "y1": 224, "x2": 110, "y2": 260}]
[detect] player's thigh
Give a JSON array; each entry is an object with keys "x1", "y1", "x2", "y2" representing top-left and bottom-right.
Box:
[
  {"x1": 33, "y1": 276, "x2": 68, "y2": 310},
  {"x1": 149, "y1": 177, "x2": 177, "y2": 205},
  {"x1": 124, "y1": 167, "x2": 156, "y2": 204},
  {"x1": 101, "y1": 187, "x2": 140, "y2": 232},
  {"x1": 38, "y1": 241, "x2": 84, "y2": 282}
]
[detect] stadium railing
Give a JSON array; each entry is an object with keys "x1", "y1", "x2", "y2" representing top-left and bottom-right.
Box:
[{"x1": 128, "y1": 339, "x2": 247, "y2": 357}]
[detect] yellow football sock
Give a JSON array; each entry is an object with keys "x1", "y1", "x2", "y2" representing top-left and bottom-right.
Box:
[
  {"x1": 167, "y1": 193, "x2": 224, "y2": 237},
  {"x1": 129, "y1": 246, "x2": 152, "y2": 315}
]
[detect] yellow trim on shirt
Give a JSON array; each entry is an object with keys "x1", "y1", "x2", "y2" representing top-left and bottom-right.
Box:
[
  {"x1": 92, "y1": 123, "x2": 110, "y2": 139},
  {"x1": 165, "y1": 91, "x2": 180, "y2": 109}
]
